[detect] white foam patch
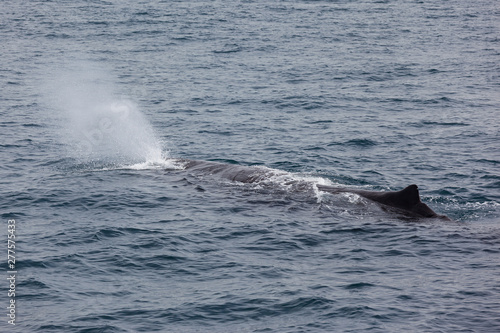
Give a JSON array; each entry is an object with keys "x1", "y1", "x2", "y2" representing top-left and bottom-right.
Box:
[
  {"x1": 126, "y1": 157, "x2": 185, "y2": 171},
  {"x1": 464, "y1": 201, "x2": 500, "y2": 208},
  {"x1": 244, "y1": 166, "x2": 339, "y2": 202}
]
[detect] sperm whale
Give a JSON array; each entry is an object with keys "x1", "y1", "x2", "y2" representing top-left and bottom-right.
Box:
[
  {"x1": 176, "y1": 159, "x2": 450, "y2": 220},
  {"x1": 316, "y1": 184, "x2": 450, "y2": 220}
]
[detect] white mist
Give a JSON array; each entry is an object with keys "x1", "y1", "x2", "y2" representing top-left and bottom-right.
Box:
[{"x1": 45, "y1": 61, "x2": 172, "y2": 169}]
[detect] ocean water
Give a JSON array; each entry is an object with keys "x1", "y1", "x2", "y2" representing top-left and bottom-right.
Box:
[{"x1": 2, "y1": 0, "x2": 500, "y2": 332}]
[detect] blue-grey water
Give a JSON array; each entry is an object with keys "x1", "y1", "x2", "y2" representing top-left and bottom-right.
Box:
[{"x1": 2, "y1": 1, "x2": 500, "y2": 332}]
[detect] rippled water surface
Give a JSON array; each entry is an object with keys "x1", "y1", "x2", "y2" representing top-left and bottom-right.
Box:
[{"x1": 1, "y1": 0, "x2": 500, "y2": 332}]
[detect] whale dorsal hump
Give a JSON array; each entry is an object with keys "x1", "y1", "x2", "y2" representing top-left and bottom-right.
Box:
[{"x1": 398, "y1": 184, "x2": 421, "y2": 206}]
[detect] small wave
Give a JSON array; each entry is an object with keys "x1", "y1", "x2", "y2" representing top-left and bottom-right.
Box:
[
  {"x1": 125, "y1": 157, "x2": 185, "y2": 171},
  {"x1": 420, "y1": 120, "x2": 469, "y2": 127},
  {"x1": 213, "y1": 43, "x2": 243, "y2": 54},
  {"x1": 442, "y1": 199, "x2": 500, "y2": 221},
  {"x1": 328, "y1": 138, "x2": 377, "y2": 148},
  {"x1": 343, "y1": 282, "x2": 376, "y2": 290}
]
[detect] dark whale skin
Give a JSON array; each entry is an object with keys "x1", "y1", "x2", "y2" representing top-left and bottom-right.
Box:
[
  {"x1": 178, "y1": 159, "x2": 450, "y2": 220},
  {"x1": 317, "y1": 184, "x2": 451, "y2": 220}
]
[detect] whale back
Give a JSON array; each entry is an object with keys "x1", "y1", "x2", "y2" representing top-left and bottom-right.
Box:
[
  {"x1": 317, "y1": 184, "x2": 446, "y2": 219},
  {"x1": 181, "y1": 159, "x2": 449, "y2": 220},
  {"x1": 367, "y1": 184, "x2": 421, "y2": 211},
  {"x1": 181, "y1": 159, "x2": 267, "y2": 183}
]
